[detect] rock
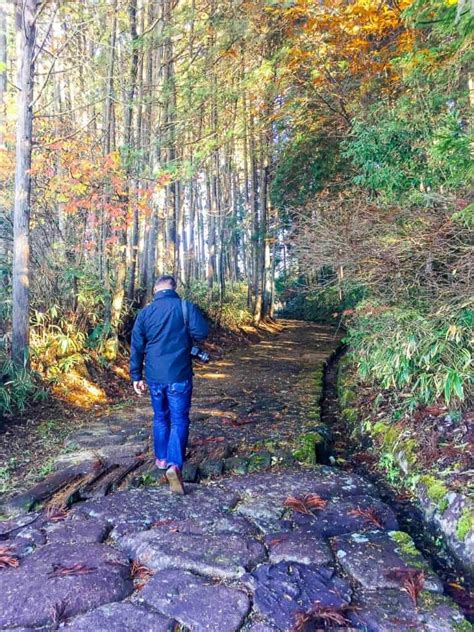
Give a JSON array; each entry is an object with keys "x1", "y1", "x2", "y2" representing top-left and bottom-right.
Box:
[
  {"x1": 182, "y1": 461, "x2": 198, "y2": 482},
  {"x1": 348, "y1": 589, "x2": 422, "y2": 631},
  {"x1": 54, "y1": 442, "x2": 147, "y2": 469},
  {"x1": 220, "y1": 467, "x2": 377, "y2": 500},
  {"x1": 224, "y1": 456, "x2": 249, "y2": 474},
  {"x1": 417, "y1": 590, "x2": 468, "y2": 632},
  {"x1": 44, "y1": 516, "x2": 110, "y2": 544},
  {"x1": 134, "y1": 568, "x2": 250, "y2": 632},
  {"x1": 234, "y1": 496, "x2": 286, "y2": 533},
  {"x1": 331, "y1": 530, "x2": 443, "y2": 592},
  {"x1": 65, "y1": 431, "x2": 125, "y2": 449},
  {"x1": 9, "y1": 526, "x2": 47, "y2": 557},
  {"x1": 241, "y1": 624, "x2": 277, "y2": 632},
  {"x1": 119, "y1": 528, "x2": 266, "y2": 579},
  {"x1": 247, "y1": 451, "x2": 273, "y2": 472},
  {"x1": 0, "y1": 543, "x2": 133, "y2": 628},
  {"x1": 424, "y1": 491, "x2": 474, "y2": 574},
  {"x1": 291, "y1": 494, "x2": 398, "y2": 537},
  {"x1": 348, "y1": 589, "x2": 468, "y2": 632},
  {"x1": 198, "y1": 458, "x2": 224, "y2": 478},
  {"x1": 73, "y1": 484, "x2": 239, "y2": 539},
  {"x1": 269, "y1": 449, "x2": 296, "y2": 468},
  {"x1": 63, "y1": 602, "x2": 176, "y2": 631},
  {"x1": 264, "y1": 530, "x2": 334, "y2": 566},
  {"x1": 0, "y1": 513, "x2": 41, "y2": 537},
  {"x1": 242, "y1": 561, "x2": 352, "y2": 631}
]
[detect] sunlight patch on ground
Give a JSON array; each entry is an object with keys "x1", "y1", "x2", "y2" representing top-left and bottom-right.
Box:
[
  {"x1": 200, "y1": 372, "x2": 229, "y2": 380},
  {"x1": 50, "y1": 368, "x2": 107, "y2": 408},
  {"x1": 112, "y1": 364, "x2": 130, "y2": 380}
]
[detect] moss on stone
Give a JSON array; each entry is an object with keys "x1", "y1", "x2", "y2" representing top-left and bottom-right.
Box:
[
  {"x1": 452, "y1": 619, "x2": 473, "y2": 632},
  {"x1": 420, "y1": 475, "x2": 449, "y2": 512},
  {"x1": 456, "y1": 508, "x2": 473, "y2": 542},
  {"x1": 388, "y1": 531, "x2": 430, "y2": 571},
  {"x1": 292, "y1": 432, "x2": 321, "y2": 465}
]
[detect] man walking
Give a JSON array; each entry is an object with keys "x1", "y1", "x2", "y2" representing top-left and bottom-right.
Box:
[{"x1": 130, "y1": 275, "x2": 209, "y2": 494}]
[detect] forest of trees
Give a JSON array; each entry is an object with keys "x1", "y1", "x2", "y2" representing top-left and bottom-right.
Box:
[{"x1": 0, "y1": 0, "x2": 472, "y2": 414}]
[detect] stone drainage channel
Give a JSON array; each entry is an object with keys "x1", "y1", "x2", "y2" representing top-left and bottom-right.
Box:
[
  {"x1": 0, "y1": 321, "x2": 472, "y2": 631},
  {"x1": 319, "y1": 345, "x2": 473, "y2": 623}
]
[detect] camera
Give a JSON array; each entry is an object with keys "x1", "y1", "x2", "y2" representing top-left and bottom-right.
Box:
[{"x1": 191, "y1": 346, "x2": 210, "y2": 363}]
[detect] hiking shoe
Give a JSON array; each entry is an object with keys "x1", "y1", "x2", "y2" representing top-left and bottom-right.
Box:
[
  {"x1": 166, "y1": 465, "x2": 185, "y2": 495},
  {"x1": 155, "y1": 458, "x2": 168, "y2": 469}
]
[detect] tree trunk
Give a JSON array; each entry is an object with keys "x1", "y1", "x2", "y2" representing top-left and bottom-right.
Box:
[
  {"x1": 0, "y1": 3, "x2": 6, "y2": 149},
  {"x1": 12, "y1": 0, "x2": 37, "y2": 366}
]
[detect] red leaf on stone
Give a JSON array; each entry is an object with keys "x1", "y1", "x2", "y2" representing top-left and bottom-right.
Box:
[
  {"x1": 267, "y1": 536, "x2": 288, "y2": 546},
  {"x1": 152, "y1": 519, "x2": 178, "y2": 530},
  {"x1": 348, "y1": 506, "x2": 384, "y2": 529},
  {"x1": 291, "y1": 605, "x2": 351, "y2": 631},
  {"x1": 304, "y1": 494, "x2": 328, "y2": 511},
  {"x1": 387, "y1": 568, "x2": 425, "y2": 606},
  {"x1": 51, "y1": 599, "x2": 69, "y2": 625},
  {"x1": 46, "y1": 506, "x2": 69, "y2": 522},
  {"x1": 0, "y1": 545, "x2": 20, "y2": 569},
  {"x1": 284, "y1": 495, "x2": 312, "y2": 515},
  {"x1": 284, "y1": 494, "x2": 328, "y2": 515},
  {"x1": 130, "y1": 560, "x2": 153, "y2": 590},
  {"x1": 48, "y1": 563, "x2": 96, "y2": 578}
]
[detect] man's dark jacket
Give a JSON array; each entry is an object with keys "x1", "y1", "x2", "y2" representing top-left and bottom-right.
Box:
[{"x1": 130, "y1": 289, "x2": 209, "y2": 384}]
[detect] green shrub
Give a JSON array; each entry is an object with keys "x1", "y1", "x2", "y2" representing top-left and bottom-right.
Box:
[
  {"x1": 0, "y1": 358, "x2": 46, "y2": 417},
  {"x1": 183, "y1": 281, "x2": 253, "y2": 329},
  {"x1": 344, "y1": 300, "x2": 472, "y2": 409},
  {"x1": 280, "y1": 281, "x2": 366, "y2": 323}
]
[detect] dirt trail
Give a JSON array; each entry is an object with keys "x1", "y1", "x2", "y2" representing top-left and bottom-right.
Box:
[{"x1": 0, "y1": 321, "x2": 469, "y2": 631}]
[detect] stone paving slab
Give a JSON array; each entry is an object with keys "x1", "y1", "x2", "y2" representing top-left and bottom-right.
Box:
[
  {"x1": 8, "y1": 524, "x2": 46, "y2": 557},
  {"x1": 234, "y1": 495, "x2": 286, "y2": 533},
  {"x1": 291, "y1": 494, "x2": 399, "y2": 537},
  {"x1": 331, "y1": 530, "x2": 444, "y2": 592},
  {"x1": 348, "y1": 589, "x2": 466, "y2": 632},
  {"x1": 73, "y1": 484, "x2": 239, "y2": 539},
  {"x1": 63, "y1": 602, "x2": 176, "y2": 631},
  {"x1": 119, "y1": 528, "x2": 266, "y2": 579},
  {"x1": 264, "y1": 529, "x2": 334, "y2": 566},
  {"x1": 54, "y1": 442, "x2": 148, "y2": 469},
  {"x1": 44, "y1": 516, "x2": 110, "y2": 544},
  {"x1": 242, "y1": 561, "x2": 352, "y2": 631},
  {"x1": 0, "y1": 543, "x2": 132, "y2": 628},
  {"x1": 220, "y1": 466, "x2": 378, "y2": 499},
  {"x1": 134, "y1": 568, "x2": 250, "y2": 632}
]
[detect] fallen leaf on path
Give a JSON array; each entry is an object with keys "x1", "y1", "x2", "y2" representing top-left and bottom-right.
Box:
[
  {"x1": 387, "y1": 568, "x2": 425, "y2": 606},
  {"x1": 131, "y1": 560, "x2": 153, "y2": 590},
  {"x1": 0, "y1": 545, "x2": 20, "y2": 569},
  {"x1": 190, "y1": 436, "x2": 226, "y2": 446},
  {"x1": 48, "y1": 563, "x2": 96, "y2": 578},
  {"x1": 284, "y1": 494, "x2": 328, "y2": 514},
  {"x1": 348, "y1": 506, "x2": 384, "y2": 529},
  {"x1": 45, "y1": 506, "x2": 69, "y2": 522},
  {"x1": 222, "y1": 416, "x2": 255, "y2": 427},
  {"x1": 292, "y1": 605, "x2": 351, "y2": 631}
]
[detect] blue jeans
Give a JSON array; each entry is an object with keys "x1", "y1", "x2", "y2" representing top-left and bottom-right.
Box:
[{"x1": 148, "y1": 379, "x2": 193, "y2": 469}]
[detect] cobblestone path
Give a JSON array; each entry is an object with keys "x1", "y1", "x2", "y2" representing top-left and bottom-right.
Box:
[{"x1": 0, "y1": 322, "x2": 469, "y2": 631}]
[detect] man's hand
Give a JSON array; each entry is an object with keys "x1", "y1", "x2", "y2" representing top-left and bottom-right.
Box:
[{"x1": 133, "y1": 380, "x2": 147, "y2": 396}]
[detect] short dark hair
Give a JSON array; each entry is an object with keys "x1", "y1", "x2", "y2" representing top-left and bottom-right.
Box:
[{"x1": 154, "y1": 274, "x2": 177, "y2": 291}]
